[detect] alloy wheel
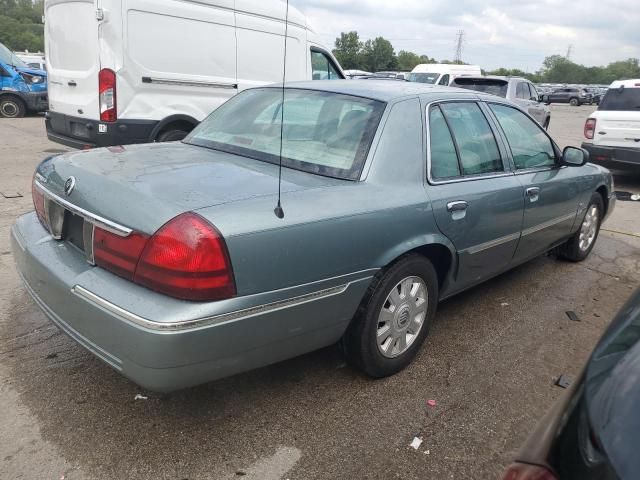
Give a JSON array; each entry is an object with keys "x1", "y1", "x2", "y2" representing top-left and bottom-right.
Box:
[{"x1": 579, "y1": 205, "x2": 599, "y2": 251}]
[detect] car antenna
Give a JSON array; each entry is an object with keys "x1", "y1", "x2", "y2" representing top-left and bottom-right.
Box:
[{"x1": 273, "y1": 0, "x2": 289, "y2": 220}]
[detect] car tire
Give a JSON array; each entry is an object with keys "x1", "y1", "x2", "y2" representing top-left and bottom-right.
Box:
[
  {"x1": 156, "y1": 129, "x2": 190, "y2": 142},
  {"x1": 557, "y1": 193, "x2": 604, "y2": 262},
  {"x1": 569, "y1": 98, "x2": 579, "y2": 106},
  {"x1": 543, "y1": 117, "x2": 551, "y2": 130},
  {"x1": 344, "y1": 254, "x2": 438, "y2": 378},
  {"x1": 0, "y1": 95, "x2": 26, "y2": 118}
]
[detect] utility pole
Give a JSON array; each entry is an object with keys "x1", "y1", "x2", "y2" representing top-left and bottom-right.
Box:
[
  {"x1": 454, "y1": 30, "x2": 465, "y2": 64},
  {"x1": 565, "y1": 44, "x2": 573, "y2": 61}
]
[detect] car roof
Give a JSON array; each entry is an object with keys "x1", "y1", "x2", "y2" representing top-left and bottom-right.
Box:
[
  {"x1": 264, "y1": 80, "x2": 478, "y2": 102},
  {"x1": 610, "y1": 79, "x2": 640, "y2": 89}
]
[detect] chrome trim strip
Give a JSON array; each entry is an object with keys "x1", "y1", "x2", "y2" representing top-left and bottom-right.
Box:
[
  {"x1": 522, "y1": 212, "x2": 576, "y2": 237},
  {"x1": 71, "y1": 281, "x2": 355, "y2": 332},
  {"x1": 142, "y1": 76, "x2": 238, "y2": 89},
  {"x1": 462, "y1": 232, "x2": 521, "y2": 255},
  {"x1": 34, "y1": 180, "x2": 132, "y2": 237}
]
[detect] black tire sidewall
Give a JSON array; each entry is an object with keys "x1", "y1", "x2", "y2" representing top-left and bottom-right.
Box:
[
  {"x1": 0, "y1": 97, "x2": 26, "y2": 118},
  {"x1": 157, "y1": 129, "x2": 189, "y2": 142},
  {"x1": 347, "y1": 255, "x2": 439, "y2": 377}
]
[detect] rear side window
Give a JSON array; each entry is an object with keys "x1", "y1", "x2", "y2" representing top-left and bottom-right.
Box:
[
  {"x1": 599, "y1": 88, "x2": 640, "y2": 111},
  {"x1": 516, "y1": 82, "x2": 529, "y2": 99},
  {"x1": 489, "y1": 104, "x2": 556, "y2": 170},
  {"x1": 439, "y1": 103, "x2": 503, "y2": 176},
  {"x1": 438, "y1": 74, "x2": 450, "y2": 86},
  {"x1": 429, "y1": 106, "x2": 461, "y2": 179},
  {"x1": 311, "y1": 50, "x2": 341, "y2": 80}
]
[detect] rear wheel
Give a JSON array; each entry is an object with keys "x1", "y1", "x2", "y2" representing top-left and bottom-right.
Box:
[
  {"x1": 156, "y1": 128, "x2": 191, "y2": 142},
  {"x1": 569, "y1": 97, "x2": 579, "y2": 106},
  {"x1": 0, "y1": 96, "x2": 26, "y2": 118},
  {"x1": 557, "y1": 193, "x2": 603, "y2": 262},
  {"x1": 344, "y1": 254, "x2": 438, "y2": 378}
]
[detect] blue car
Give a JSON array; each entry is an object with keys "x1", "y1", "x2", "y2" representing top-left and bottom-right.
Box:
[{"x1": 0, "y1": 42, "x2": 48, "y2": 118}]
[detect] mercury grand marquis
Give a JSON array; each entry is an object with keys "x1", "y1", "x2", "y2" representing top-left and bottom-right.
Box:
[{"x1": 12, "y1": 81, "x2": 615, "y2": 391}]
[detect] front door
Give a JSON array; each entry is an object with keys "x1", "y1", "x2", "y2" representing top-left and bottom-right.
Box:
[
  {"x1": 487, "y1": 103, "x2": 580, "y2": 263},
  {"x1": 426, "y1": 101, "x2": 524, "y2": 292}
]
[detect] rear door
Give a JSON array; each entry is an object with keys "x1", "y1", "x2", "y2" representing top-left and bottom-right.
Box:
[
  {"x1": 488, "y1": 103, "x2": 579, "y2": 262},
  {"x1": 45, "y1": 0, "x2": 100, "y2": 118},
  {"x1": 593, "y1": 88, "x2": 640, "y2": 148},
  {"x1": 426, "y1": 101, "x2": 524, "y2": 292},
  {"x1": 514, "y1": 81, "x2": 544, "y2": 124}
]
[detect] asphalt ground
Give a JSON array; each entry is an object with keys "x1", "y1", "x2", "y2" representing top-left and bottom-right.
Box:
[{"x1": 1, "y1": 105, "x2": 639, "y2": 480}]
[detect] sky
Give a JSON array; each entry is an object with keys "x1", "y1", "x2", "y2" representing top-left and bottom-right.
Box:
[{"x1": 292, "y1": 0, "x2": 640, "y2": 72}]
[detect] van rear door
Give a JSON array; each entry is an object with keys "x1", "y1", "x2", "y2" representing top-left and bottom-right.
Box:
[{"x1": 45, "y1": 0, "x2": 101, "y2": 118}]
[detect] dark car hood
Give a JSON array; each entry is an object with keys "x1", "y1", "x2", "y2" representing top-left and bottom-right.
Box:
[
  {"x1": 36, "y1": 142, "x2": 343, "y2": 234},
  {"x1": 585, "y1": 289, "x2": 640, "y2": 480}
]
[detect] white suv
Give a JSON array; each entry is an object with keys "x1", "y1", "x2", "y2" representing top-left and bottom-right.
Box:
[{"x1": 582, "y1": 79, "x2": 640, "y2": 172}]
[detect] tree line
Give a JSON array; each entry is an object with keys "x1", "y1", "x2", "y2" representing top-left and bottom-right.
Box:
[
  {"x1": 333, "y1": 31, "x2": 640, "y2": 85},
  {"x1": 0, "y1": 0, "x2": 44, "y2": 52}
]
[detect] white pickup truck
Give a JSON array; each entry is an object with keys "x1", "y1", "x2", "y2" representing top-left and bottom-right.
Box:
[{"x1": 582, "y1": 79, "x2": 640, "y2": 172}]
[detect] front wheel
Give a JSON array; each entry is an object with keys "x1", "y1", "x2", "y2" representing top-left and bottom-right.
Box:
[
  {"x1": 557, "y1": 193, "x2": 604, "y2": 262},
  {"x1": 569, "y1": 98, "x2": 579, "y2": 106},
  {"x1": 344, "y1": 254, "x2": 438, "y2": 378},
  {"x1": 0, "y1": 96, "x2": 26, "y2": 118}
]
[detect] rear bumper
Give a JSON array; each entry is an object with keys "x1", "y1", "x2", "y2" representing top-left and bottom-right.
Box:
[
  {"x1": 583, "y1": 143, "x2": 640, "y2": 172},
  {"x1": 11, "y1": 212, "x2": 371, "y2": 391},
  {"x1": 45, "y1": 111, "x2": 158, "y2": 149}
]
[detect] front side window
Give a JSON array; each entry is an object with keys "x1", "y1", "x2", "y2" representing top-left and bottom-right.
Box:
[
  {"x1": 439, "y1": 74, "x2": 450, "y2": 86},
  {"x1": 311, "y1": 50, "x2": 341, "y2": 80},
  {"x1": 528, "y1": 83, "x2": 539, "y2": 100},
  {"x1": 439, "y1": 102, "x2": 503, "y2": 176},
  {"x1": 489, "y1": 104, "x2": 556, "y2": 170},
  {"x1": 186, "y1": 88, "x2": 385, "y2": 180},
  {"x1": 516, "y1": 82, "x2": 529, "y2": 99}
]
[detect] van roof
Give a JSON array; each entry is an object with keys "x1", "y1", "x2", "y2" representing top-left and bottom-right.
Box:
[{"x1": 609, "y1": 79, "x2": 640, "y2": 89}]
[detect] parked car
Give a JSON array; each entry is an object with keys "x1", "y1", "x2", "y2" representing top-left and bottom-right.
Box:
[
  {"x1": 14, "y1": 51, "x2": 46, "y2": 71},
  {"x1": 582, "y1": 80, "x2": 640, "y2": 173},
  {"x1": 543, "y1": 87, "x2": 592, "y2": 106},
  {"x1": 0, "y1": 42, "x2": 48, "y2": 118},
  {"x1": 44, "y1": 0, "x2": 344, "y2": 149},
  {"x1": 502, "y1": 288, "x2": 640, "y2": 480},
  {"x1": 407, "y1": 63, "x2": 482, "y2": 86},
  {"x1": 585, "y1": 87, "x2": 605, "y2": 105},
  {"x1": 12, "y1": 80, "x2": 615, "y2": 392},
  {"x1": 374, "y1": 71, "x2": 408, "y2": 80},
  {"x1": 451, "y1": 76, "x2": 551, "y2": 128},
  {"x1": 344, "y1": 69, "x2": 373, "y2": 79}
]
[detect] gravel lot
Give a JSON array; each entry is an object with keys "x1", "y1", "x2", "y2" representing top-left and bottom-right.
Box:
[{"x1": 1, "y1": 105, "x2": 639, "y2": 480}]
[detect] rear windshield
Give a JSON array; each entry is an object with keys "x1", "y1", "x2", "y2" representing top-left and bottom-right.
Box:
[
  {"x1": 599, "y1": 88, "x2": 640, "y2": 111},
  {"x1": 450, "y1": 78, "x2": 508, "y2": 97},
  {"x1": 185, "y1": 88, "x2": 386, "y2": 180},
  {"x1": 406, "y1": 72, "x2": 439, "y2": 84}
]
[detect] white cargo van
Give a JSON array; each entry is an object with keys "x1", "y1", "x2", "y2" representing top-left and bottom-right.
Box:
[
  {"x1": 406, "y1": 64, "x2": 482, "y2": 86},
  {"x1": 44, "y1": 0, "x2": 344, "y2": 148}
]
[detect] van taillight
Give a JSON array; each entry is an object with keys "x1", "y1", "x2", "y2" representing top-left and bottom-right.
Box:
[
  {"x1": 99, "y1": 68, "x2": 117, "y2": 122},
  {"x1": 584, "y1": 118, "x2": 596, "y2": 140},
  {"x1": 93, "y1": 213, "x2": 236, "y2": 302}
]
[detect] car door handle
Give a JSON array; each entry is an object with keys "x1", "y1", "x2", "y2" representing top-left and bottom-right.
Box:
[
  {"x1": 526, "y1": 187, "x2": 541, "y2": 202},
  {"x1": 447, "y1": 201, "x2": 468, "y2": 212},
  {"x1": 68, "y1": 80, "x2": 77, "y2": 87}
]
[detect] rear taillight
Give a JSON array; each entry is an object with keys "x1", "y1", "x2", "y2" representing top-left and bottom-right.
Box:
[
  {"x1": 94, "y1": 228, "x2": 149, "y2": 281},
  {"x1": 93, "y1": 213, "x2": 236, "y2": 302},
  {"x1": 134, "y1": 213, "x2": 236, "y2": 301},
  {"x1": 502, "y1": 463, "x2": 557, "y2": 480},
  {"x1": 31, "y1": 174, "x2": 48, "y2": 230},
  {"x1": 99, "y1": 68, "x2": 117, "y2": 122},
  {"x1": 584, "y1": 118, "x2": 596, "y2": 140}
]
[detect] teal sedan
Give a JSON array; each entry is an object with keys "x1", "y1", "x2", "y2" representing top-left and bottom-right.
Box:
[{"x1": 12, "y1": 81, "x2": 615, "y2": 391}]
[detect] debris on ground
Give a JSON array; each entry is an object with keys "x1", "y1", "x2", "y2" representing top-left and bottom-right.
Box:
[
  {"x1": 409, "y1": 437, "x2": 423, "y2": 450},
  {"x1": 427, "y1": 399, "x2": 437, "y2": 408},
  {"x1": 134, "y1": 394, "x2": 148, "y2": 401},
  {"x1": 500, "y1": 302, "x2": 510, "y2": 307},
  {"x1": 45, "y1": 353, "x2": 58, "y2": 359},
  {"x1": 424, "y1": 450, "x2": 431, "y2": 455},
  {"x1": 555, "y1": 375, "x2": 571, "y2": 389},
  {"x1": 566, "y1": 311, "x2": 580, "y2": 322},
  {"x1": 0, "y1": 191, "x2": 23, "y2": 199},
  {"x1": 615, "y1": 191, "x2": 640, "y2": 202}
]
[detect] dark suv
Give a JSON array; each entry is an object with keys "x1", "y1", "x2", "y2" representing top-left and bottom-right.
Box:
[{"x1": 543, "y1": 88, "x2": 592, "y2": 106}]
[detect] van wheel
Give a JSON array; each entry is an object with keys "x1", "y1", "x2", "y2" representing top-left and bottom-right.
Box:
[
  {"x1": 557, "y1": 193, "x2": 603, "y2": 262},
  {"x1": 569, "y1": 98, "x2": 579, "y2": 106},
  {"x1": 344, "y1": 254, "x2": 438, "y2": 378},
  {"x1": 156, "y1": 129, "x2": 190, "y2": 142},
  {"x1": 0, "y1": 96, "x2": 26, "y2": 118}
]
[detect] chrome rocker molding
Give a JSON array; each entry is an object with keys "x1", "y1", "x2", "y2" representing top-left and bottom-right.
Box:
[
  {"x1": 521, "y1": 212, "x2": 576, "y2": 237},
  {"x1": 34, "y1": 180, "x2": 132, "y2": 237},
  {"x1": 72, "y1": 282, "x2": 355, "y2": 332}
]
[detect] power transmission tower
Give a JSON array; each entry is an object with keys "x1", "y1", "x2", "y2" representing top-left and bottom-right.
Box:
[
  {"x1": 565, "y1": 44, "x2": 573, "y2": 61},
  {"x1": 454, "y1": 30, "x2": 465, "y2": 64}
]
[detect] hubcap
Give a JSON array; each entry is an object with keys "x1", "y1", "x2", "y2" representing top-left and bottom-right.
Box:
[
  {"x1": 376, "y1": 276, "x2": 428, "y2": 358},
  {"x1": 579, "y1": 205, "x2": 599, "y2": 251},
  {"x1": 1, "y1": 102, "x2": 18, "y2": 117}
]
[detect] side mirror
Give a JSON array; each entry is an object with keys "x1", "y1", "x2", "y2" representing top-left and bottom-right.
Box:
[{"x1": 562, "y1": 146, "x2": 589, "y2": 167}]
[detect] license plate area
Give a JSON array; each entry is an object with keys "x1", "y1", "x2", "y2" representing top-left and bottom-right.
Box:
[{"x1": 44, "y1": 198, "x2": 95, "y2": 264}]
